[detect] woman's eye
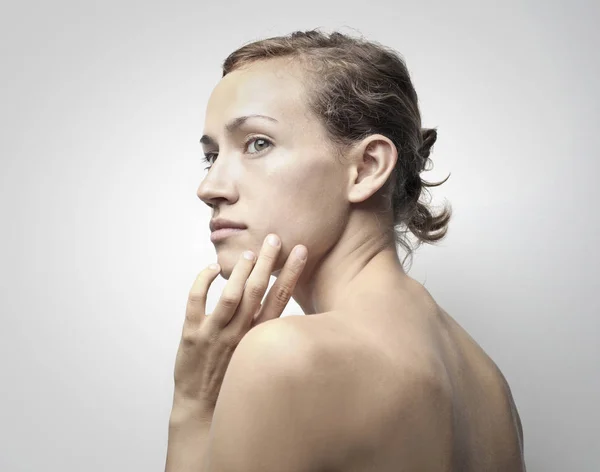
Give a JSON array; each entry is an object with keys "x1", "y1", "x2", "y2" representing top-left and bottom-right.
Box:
[
  {"x1": 202, "y1": 137, "x2": 272, "y2": 171},
  {"x1": 247, "y1": 137, "x2": 271, "y2": 154},
  {"x1": 202, "y1": 153, "x2": 216, "y2": 167}
]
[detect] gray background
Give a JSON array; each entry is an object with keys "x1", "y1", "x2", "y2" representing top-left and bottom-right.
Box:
[{"x1": 1, "y1": 0, "x2": 598, "y2": 470}]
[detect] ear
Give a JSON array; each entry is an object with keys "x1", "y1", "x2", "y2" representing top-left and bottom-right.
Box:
[{"x1": 346, "y1": 134, "x2": 398, "y2": 205}]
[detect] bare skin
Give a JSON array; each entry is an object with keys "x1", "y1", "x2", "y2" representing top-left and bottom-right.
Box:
[
  {"x1": 196, "y1": 57, "x2": 526, "y2": 470},
  {"x1": 281, "y1": 274, "x2": 526, "y2": 471}
]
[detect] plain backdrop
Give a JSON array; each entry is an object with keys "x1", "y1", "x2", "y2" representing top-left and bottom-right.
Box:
[{"x1": 1, "y1": 0, "x2": 598, "y2": 471}]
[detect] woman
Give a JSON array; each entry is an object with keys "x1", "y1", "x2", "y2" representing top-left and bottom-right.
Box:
[{"x1": 166, "y1": 29, "x2": 526, "y2": 471}]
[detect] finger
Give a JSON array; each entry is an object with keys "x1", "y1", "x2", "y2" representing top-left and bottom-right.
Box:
[
  {"x1": 206, "y1": 250, "x2": 257, "y2": 330},
  {"x1": 253, "y1": 244, "x2": 307, "y2": 326},
  {"x1": 185, "y1": 264, "x2": 222, "y2": 331},
  {"x1": 228, "y1": 234, "x2": 282, "y2": 334}
]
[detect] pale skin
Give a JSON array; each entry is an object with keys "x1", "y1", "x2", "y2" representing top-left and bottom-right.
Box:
[
  {"x1": 166, "y1": 57, "x2": 526, "y2": 471},
  {"x1": 171, "y1": 236, "x2": 308, "y2": 417},
  {"x1": 165, "y1": 233, "x2": 308, "y2": 472}
]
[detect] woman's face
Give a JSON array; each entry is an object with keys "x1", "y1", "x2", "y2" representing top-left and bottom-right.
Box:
[{"x1": 197, "y1": 58, "x2": 350, "y2": 279}]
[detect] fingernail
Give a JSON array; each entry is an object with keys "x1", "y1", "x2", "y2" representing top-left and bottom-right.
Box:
[
  {"x1": 243, "y1": 250, "x2": 255, "y2": 261},
  {"x1": 267, "y1": 234, "x2": 280, "y2": 247},
  {"x1": 294, "y1": 246, "x2": 307, "y2": 260}
]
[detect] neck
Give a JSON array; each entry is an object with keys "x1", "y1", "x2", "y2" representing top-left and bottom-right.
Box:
[{"x1": 286, "y1": 222, "x2": 410, "y2": 315}]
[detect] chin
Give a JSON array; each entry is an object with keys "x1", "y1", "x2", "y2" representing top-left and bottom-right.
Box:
[{"x1": 214, "y1": 263, "x2": 234, "y2": 280}]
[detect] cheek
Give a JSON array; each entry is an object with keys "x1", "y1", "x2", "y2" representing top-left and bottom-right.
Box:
[
  {"x1": 261, "y1": 146, "x2": 345, "y2": 215},
  {"x1": 272, "y1": 167, "x2": 334, "y2": 219},
  {"x1": 267, "y1": 169, "x2": 346, "y2": 251}
]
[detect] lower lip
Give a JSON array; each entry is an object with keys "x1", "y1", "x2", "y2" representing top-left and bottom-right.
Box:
[{"x1": 210, "y1": 228, "x2": 245, "y2": 242}]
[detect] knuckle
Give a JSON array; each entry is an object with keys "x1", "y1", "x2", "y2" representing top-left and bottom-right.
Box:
[
  {"x1": 261, "y1": 250, "x2": 278, "y2": 263},
  {"x1": 223, "y1": 331, "x2": 243, "y2": 348},
  {"x1": 290, "y1": 257, "x2": 306, "y2": 271},
  {"x1": 201, "y1": 326, "x2": 221, "y2": 345},
  {"x1": 181, "y1": 327, "x2": 201, "y2": 346},
  {"x1": 219, "y1": 292, "x2": 240, "y2": 309},
  {"x1": 271, "y1": 284, "x2": 292, "y2": 305},
  {"x1": 245, "y1": 281, "x2": 267, "y2": 300},
  {"x1": 188, "y1": 292, "x2": 206, "y2": 304},
  {"x1": 202, "y1": 325, "x2": 239, "y2": 349}
]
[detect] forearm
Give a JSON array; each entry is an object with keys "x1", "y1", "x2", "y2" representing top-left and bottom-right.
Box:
[{"x1": 165, "y1": 406, "x2": 212, "y2": 472}]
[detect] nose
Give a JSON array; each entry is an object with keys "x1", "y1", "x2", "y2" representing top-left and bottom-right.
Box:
[{"x1": 197, "y1": 177, "x2": 238, "y2": 209}]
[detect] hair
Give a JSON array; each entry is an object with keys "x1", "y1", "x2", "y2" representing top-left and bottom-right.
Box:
[{"x1": 221, "y1": 28, "x2": 452, "y2": 272}]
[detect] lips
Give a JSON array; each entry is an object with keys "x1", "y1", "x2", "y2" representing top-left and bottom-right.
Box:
[
  {"x1": 209, "y1": 218, "x2": 247, "y2": 232},
  {"x1": 210, "y1": 227, "x2": 245, "y2": 243}
]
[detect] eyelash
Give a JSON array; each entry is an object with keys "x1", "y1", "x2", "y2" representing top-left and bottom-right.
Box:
[{"x1": 202, "y1": 136, "x2": 272, "y2": 171}]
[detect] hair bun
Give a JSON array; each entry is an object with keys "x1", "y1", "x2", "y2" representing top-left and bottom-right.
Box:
[{"x1": 419, "y1": 128, "x2": 437, "y2": 160}]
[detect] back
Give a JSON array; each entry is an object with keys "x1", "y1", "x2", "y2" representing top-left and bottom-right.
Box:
[
  {"x1": 295, "y1": 290, "x2": 526, "y2": 471},
  {"x1": 433, "y1": 306, "x2": 526, "y2": 471}
]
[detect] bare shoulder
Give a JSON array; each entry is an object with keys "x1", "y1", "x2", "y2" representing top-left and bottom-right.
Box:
[
  {"x1": 261, "y1": 313, "x2": 455, "y2": 471},
  {"x1": 273, "y1": 299, "x2": 525, "y2": 472},
  {"x1": 222, "y1": 291, "x2": 524, "y2": 471}
]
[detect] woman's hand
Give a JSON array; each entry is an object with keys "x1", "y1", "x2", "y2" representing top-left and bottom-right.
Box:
[{"x1": 171, "y1": 233, "x2": 308, "y2": 421}]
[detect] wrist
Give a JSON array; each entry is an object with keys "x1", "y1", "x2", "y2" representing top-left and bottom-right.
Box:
[
  {"x1": 166, "y1": 407, "x2": 212, "y2": 472},
  {"x1": 169, "y1": 394, "x2": 214, "y2": 427}
]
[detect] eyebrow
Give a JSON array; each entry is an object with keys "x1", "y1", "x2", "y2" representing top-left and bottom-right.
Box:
[{"x1": 199, "y1": 114, "x2": 279, "y2": 146}]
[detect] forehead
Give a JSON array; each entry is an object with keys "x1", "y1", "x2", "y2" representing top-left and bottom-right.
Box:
[{"x1": 204, "y1": 59, "x2": 310, "y2": 126}]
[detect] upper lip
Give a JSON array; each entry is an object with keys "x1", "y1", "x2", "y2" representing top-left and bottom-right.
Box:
[{"x1": 210, "y1": 218, "x2": 247, "y2": 232}]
